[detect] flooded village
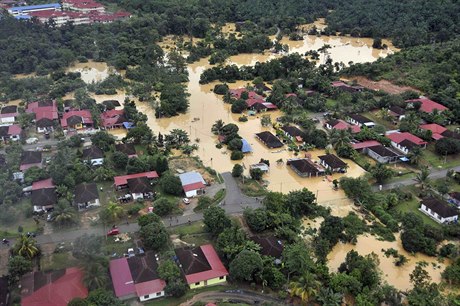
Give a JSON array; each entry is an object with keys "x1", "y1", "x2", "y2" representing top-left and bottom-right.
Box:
[{"x1": 2, "y1": 3, "x2": 460, "y2": 304}]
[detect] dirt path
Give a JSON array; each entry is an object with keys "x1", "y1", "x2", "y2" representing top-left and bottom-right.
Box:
[
  {"x1": 351, "y1": 76, "x2": 421, "y2": 94},
  {"x1": 180, "y1": 289, "x2": 284, "y2": 306}
]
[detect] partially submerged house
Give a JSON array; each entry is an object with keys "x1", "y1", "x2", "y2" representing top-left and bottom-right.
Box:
[
  {"x1": 82, "y1": 146, "x2": 104, "y2": 165},
  {"x1": 420, "y1": 197, "x2": 458, "y2": 224},
  {"x1": 229, "y1": 88, "x2": 263, "y2": 100},
  {"x1": 287, "y1": 158, "x2": 325, "y2": 178},
  {"x1": 175, "y1": 244, "x2": 228, "y2": 289},
  {"x1": 280, "y1": 125, "x2": 304, "y2": 142},
  {"x1": 0, "y1": 124, "x2": 22, "y2": 142},
  {"x1": 406, "y1": 97, "x2": 448, "y2": 114},
  {"x1": 114, "y1": 171, "x2": 159, "y2": 190},
  {"x1": 20, "y1": 151, "x2": 42, "y2": 171},
  {"x1": 20, "y1": 268, "x2": 88, "y2": 306},
  {"x1": 115, "y1": 143, "x2": 137, "y2": 158},
  {"x1": 347, "y1": 114, "x2": 375, "y2": 128},
  {"x1": 386, "y1": 132, "x2": 427, "y2": 154},
  {"x1": 318, "y1": 154, "x2": 347, "y2": 173},
  {"x1": 240, "y1": 139, "x2": 252, "y2": 153},
  {"x1": 324, "y1": 119, "x2": 360, "y2": 134},
  {"x1": 61, "y1": 110, "x2": 93, "y2": 130},
  {"x1": 250, "y1": 163, "x2": 269, "y2": 173},
  {"x1": 110, "y1": 252, "x2": 166, "y2": 302},
  {"x1": 179, "y1": 171, "x2": 206, "y2": 198},
  {"x1": 255, "y1": 131, "x2": 283, "y2": 148},
  {"x1": 36, "y1": 118, "x2": 54, "y2": 133},
  {"x1": 74, "y1": 182, "x2": 100, "y2": 209},
  {"x1": 100, "y1": 109, "x2": 127, "y2": 129},
  {"x1": 351, "y1": 140, "x2": 381, "y2": 152}
]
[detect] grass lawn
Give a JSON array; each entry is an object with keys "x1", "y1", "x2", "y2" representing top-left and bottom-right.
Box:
[
  {"x1": 145, "y1": 285, "x2": 238, "y2": 306},
  {"x1": 423, "y1": 145, "x2": 460, "y2": 169},
  {"x1": 363, "y1": 111, "x2": 396, "y2": 130},
  {"x1": 326, "y1": 98, "x2": 337, "y2": 109},
  {"x1": 238, "y1": 178, "x2": 267, "y2": 197},
  {"x1": 0, "y1": 198, "x2": 38, "y2": 238},
  {"x1": 169, "y1": 221, "x2": 213, "y2": 246},
  {"x1": 394, "y1": 195, "x2": 443, "y2": 229},
  {"x1": 103, "y1": 234, "x2": 137, "y2": 256},
  {"x1": 40, "y1": 252, "x2": 79, "y2": 272}
]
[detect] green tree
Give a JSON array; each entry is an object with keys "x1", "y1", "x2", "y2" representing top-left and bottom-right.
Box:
[
  {"x1": 90, "y1": 131, "x2": 115, "y2": 152},
  {"x1": 165, "y1": 280, "x2": 188, "y2": 297},
  {"x1": 283, "y1": 241, "x2": 315, "y2": 279},
  {"x1": 285, "y1": 188, "x2": 319, "y2": 218},
  {"x1": 158, "y1": 260, "x2": 181, "y2": 282},
  {"x1": 231, "y1": 99, "x2": 247, "y2": 113},
  {"x1": 13, "y1": 235, "x2": 39, "y2": 259},
  {"x1": 159, "y1": 173, "x2": 183, "y2": 196},
  {"x1": 203, "y1": 206, "x2": 231, "y2": 237},
  {"x1": 72, "y1": 234, "x2": 103, "y2": 260},
  {"x1": 85, "y1": 289, "x2": 125, "y2": 306},
  {"x1": 243, "y1": 208, "x2": 268, "y2": 232},
  {"x1": 229, "y1": 250, "x2": 263, "y2": 282},
  {"x1": 435, "y1": 138, "x2": 460, "y2": 155},
  {"x1": 137, "y1": 213, "x2": 161, "y2": 227},
  {"x1": 111, "y1": 151, "x2": 129, "y2": 169},
  {"x1": 154, "y1": 197, "x2": 176, "y2": 216},
  {"x1": 250, "y1": 168, "x2": 264, "y2": 180},
  {"x1": 216, "y1": 224, "x2": 259, "y2": 261},
  {"x1": 289, "y1": 272, "x2": 320, "y2": 303},
  {"x1": 52, "y1": 199, "x2": 78, "y2": 227},
  {"x1": 260, "y1": 114, "x2": 272, "y2": 127},
  {"x1": 369, "y1": 163, "x2": 395, "y2": 184},
  {"x1": 316, "y1": 288, "x2": 343, "y2": 306},
  {"x1": 7, "y1": 256, "x2": 32, "y2": 282},
  {"x1": 139, "y1": 221, "x2": 169, "y2": 251},
  {"x1": 232, "y1": 164, "x2": 243, "y2": 177},
  {"x1": 230, "y1": 150, "x2": 244, "y2": 160},
  {"x1": 211, "y1": 119, "x2": 225, "y2": 135},
  {"x1": 100, "y1": 202, "x2": 125, "y2": 224},
  {"x1": 415, "y1": 167, "x2": 431, "y2": 191},
  {"x1": 82, "y1": 260, "x2": 109, "y2": 291}
]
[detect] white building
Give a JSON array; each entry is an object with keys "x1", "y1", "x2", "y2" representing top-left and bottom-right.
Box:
[
  {"x1": 179, "y1": 171, "x2": 206, "y2": 198},
  {"x1": 420, "y1": 198, "x2": 458, "y2": 224}
]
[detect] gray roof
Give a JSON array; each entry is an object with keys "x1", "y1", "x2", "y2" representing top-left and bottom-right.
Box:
[{"x1": 179, "y1": 171, "x2": 205, "y2": 186}]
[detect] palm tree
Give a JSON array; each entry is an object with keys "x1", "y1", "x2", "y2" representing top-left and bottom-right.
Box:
[
  {"x1": 316, "y1": 288, "x2": 343, "y2": 306},
  {"x1": 211, "y1": 119, "x2": 225, "y2": 135},
  {"x1": 82, "y1": 260, "x2": 108, "y2": 291},
  {"x1": 415, "y1": 166, "x2": 431, "y2": 191},
  {"x1": 328, "y1": 129, "x2": 351, "y2": 149},
  {"x1": 407, "y1": 146, "x2": 423, "y2": 165},
  {"x1": 52, "y1": 199, "x2": 78, "y2": 227},
  {"x1": 13, "y1": 235, "x2": 39, "y2": 259},
  {"x1": 289, "y1": 272, "x2": 320, "y2": 304},
  {"x1": 100, "y1": 201, "x2": 125, "y2": 223}
]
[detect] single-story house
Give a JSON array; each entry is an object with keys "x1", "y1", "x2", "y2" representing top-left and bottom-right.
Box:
[
  {"x1": 367, "y1": 145, "x2": 402, "y2": 164},
  {"x1": 26, "y1": 100, "x2": 58, "y2": 121},
  {"x1": 229, "y1": 88, "x2": 264, "y2": 100},
  {"x1": 388, "y1": 106, "x2": 406, "y2": 121},
  {"x1": 20, "y1": 267, "x2": 88, "y2": 306},
  {"x1": 115, "y1": 143, "x2": 137, "y2": 158},
  {"x1": 175, "y1": 244, "x2": 228, "y2": 289},
  {"x1": 287, "y1": 158, "x2": 325, "y2": 178},
  {"x1": 347, "y1": 114, "x2": 375, "y2": 128},
  {"x1": 386, "y1": 132, "x2": 427, "y2": 154},
  {"x1": 251, "y1": 236, "x2": 283, "y2": 261},
  {"x1": 179, "y1": 171, "x2": 206, "y2": 198},
  {"x1": 114, "y1": 171, "x2": 159, "y2": 190},
  {"x1": 0, "y1": 276, "x2": 9, "y2": 306},
  {"x1": 406, "y1": 97, "x2": 448, "y2": 114},
  {"x1": 419, "y1": 123, "x2": 460, "y2": 141},
  {"x1": 249, "y1": 101, "x2": 278, "y2": 112},
  {"x1": 110, "y1": 252, "x2": 166, "y2": 302},
  {"x1": 82, "y1": 146, "x2": 104, "y2": 165},
  {"x1": 250, "y1": 163, "x2": 269, "y2": 173},
  {"x1": 61, "y1": 110, "x2": 93, "y2": 130},
  {"x1": 241, "y1": 139, "x2": 252, "y2": 153},
  {"x1": 448, "y1": 192, "x2": 460, "y2": 207},
  {"x1": 32, "y1": 178, "x2": 54, "y2": 190},
  {"x1": 281, "y1": 126, "x2": 303, "y2": 142},
  {"x1": 127, "y1": 177, "x2": 152, "y2": 200},
  {"x1": 324, "y1": 119, "x2": 360, "y2": 134},
  {"x1": 74, "y1": 182, "x2": 100, "y2": 209},
  {"x1": 32, "y1": 187, "x2": 57, "y2": 213},
  {"x1": 20, "y1": 151, "x2": 42, "y2": 171},
  {"x1": 420, "y1": 197, "x2": 458, "y2": 224},
  {"x1": 255, "y1": 131, "x2": 283, "y2": 148},
  {"x1": 0, "y1": 124, "x2": 22, "y2": 141},
  {"x1": 0, "y1": 105, "x2": 18, "y2": 124},
  {"x1": 318, "y1": 154, "x2": 347, "y2": 172},
  {"x1": 100, "y1": 109, "x2": 127, "y2": 129},
  {"x1": 36, "y1": 117, "x2": 54, "y2": 133},
  {"x1": 331, "y1": 81, "x2": 364, "y2": 93},
  {"x1": 351, "y1": 140, "x2": 381, "y2": 152}
]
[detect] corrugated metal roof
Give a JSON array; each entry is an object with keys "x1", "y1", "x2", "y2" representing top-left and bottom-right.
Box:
[
  {"x1": 241, "y1": 139, "x2": 252, "y2": 153},
  {"x1": 179, "y1": 171, "x2": 205, "y2": 186}
]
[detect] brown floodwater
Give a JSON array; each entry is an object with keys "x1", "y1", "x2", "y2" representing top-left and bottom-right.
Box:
[
  {"x1": 327, "y1": 233, "x2": 447, "y2": 291},
  {"x1": 66, "y1": 60, "x2": 113, "y2": 84}
]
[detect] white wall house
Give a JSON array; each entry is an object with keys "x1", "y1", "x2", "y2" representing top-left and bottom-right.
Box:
[{"x1": 420, "y1": 198, "x2": 458, "y2": 224}]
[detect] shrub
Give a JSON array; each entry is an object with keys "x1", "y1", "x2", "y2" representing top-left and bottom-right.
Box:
[{"x1": 231, "y1": 150, "x2": 244, "y2": 160}]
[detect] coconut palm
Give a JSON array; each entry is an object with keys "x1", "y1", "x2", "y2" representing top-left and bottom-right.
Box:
[
  {"x1": 52, "y1": 199, "x2": 78, "y2": 227},
  {"x1": 289, "y1": 272, "x2": 320, "y2": 303},
  {"x1": 211, "y1": 119, "x2": 225, "y2": 135},
  {"x1": 328, "y1": 128, "x2": 351, "y2": 149},
  {"x1": 407, "y1": 146, "x2": 423, "y2": 165},
  {"x1": 82, "y1": 260, "x2": 108, "y2": 291},
  {"x1": 100, "y1": 201, "x2": 125, "y2": 224},
  {"x1": 415, "y1": 166, "x2": 431, "y2": 191},
  {"x1": 316, "y1": 288, "x2": 343, "y2": 306},
  {"x1": 13, "y1": 235, "x2": 39, "y2": 259}
]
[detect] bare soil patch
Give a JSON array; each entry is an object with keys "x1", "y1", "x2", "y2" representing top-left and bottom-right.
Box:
[{"x1": 352, "y1": 76, "x2": 421, "y2": 95}]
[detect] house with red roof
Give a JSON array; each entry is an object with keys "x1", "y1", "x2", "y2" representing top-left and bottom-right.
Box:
[
  {"x1": 100, "y1": 109, "x2": 126, "y2": 129},
  {"x1": 386, "y1": 132, "x2": 427, "y2": 154},
  {"x1": 229, "y1": 88, "x2": 263, "y2": 100},
  {"x1": 32, "y1": 178, "x2": 55, "y2": 190},
  {"x1": 0, "y1": 124, "x2": 22, "y2": 141},
  {"x1": 175, "y1": 244, "x2": 228, "y2": 289},
  {"x1": 26, "y1": 100, "x2": 58, "y2": 133},
  {"x1": 110, "y1": 252, "x2": 166, "y2": 302},
  {"x1": 20, "y1": 267, "x2": 88, "y2": 306},
  {"x1": 324, "y1": 119, "x2": 360, "y2": 134},
  {"x1": 114, "y1": 171, "x2": 159, "y2": 189},
  {"x1": 61, "y1": 110, "x2": 93, "y2": 130},
  {"x1": 406, "y1": 97, "x2": 448, "y2": 114},
  {"x1": 419, "y1": 123, "x2": 460, "y2": 141},
  {"x1": 179, "y1": 171, "x2": 206, "y2": 197}
]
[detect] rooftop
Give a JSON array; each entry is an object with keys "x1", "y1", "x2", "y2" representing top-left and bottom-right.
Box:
[
  {"x1": 255, "y1": 131, "x2": 283, "y2": 148},
  {"x1": 82, "y1": 146, "x2": 104, "y2": 159},
  {"x1": 348, "y1": 114, "x2": 373, "y2": 124},
  {"x1": 368, "y1": 145, "x2": 401, "y2": 157},
  {"x1": 388, "y1": 105, "x2": 406, "y2": 116},
  {"x1": 127, "y1": 177, "x2": 151, "y2": 194},
  {"x1": 386, "y1": 132, "x2": 427, "y2": 146},
  {"x1": 287, "y1": 158, "x2": 324, "y2": 175},
  {"x1": 281, "y1": 125, "x2": 303, "y2": 137},
  {"x1": 351, "y1": 140, "x2": 381, "y2": 150},
  {"x1": 179, "y1": 171, "x2": 206, "y2": 191},
  {"x1": 406, "y1": 97, "x2": 448, "y2": 113},
  {"x1": 21, "y1": 151, "x2": 42, "y2": 165},
  {"x1": 251, "y1": 236, "x2": 283, "y2": 259},
  {"x1": 114, "y1": 171, "x2": 159, "y2": 187},
  {"x1": 31, "y1": 187, "x2": 57, "y2": 207},
  {"x1": 74, "y1": 182, "x2": 99, "y2": 203},
  {"x1": 1, "y1": 105, "x2": 17, "y2": 114},
  {"x1": 32, "y1": 178, "x2": 54, "y2": 191},
  {"x1": 318, "y1": 154, "x2": 347, "y2": 169},
  {"x1": 115, "y1": 143, "x2": 136, "y2": 156},
  {"x1": 421, "y1": 197, "x2": 458, "y2": 218}
]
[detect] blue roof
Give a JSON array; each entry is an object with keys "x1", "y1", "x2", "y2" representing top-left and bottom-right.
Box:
[
  {"x1": 9, "y1": 3, "x2": 61, "y2": 12},
  {"x1": 15, "y1": 15, "x2": 31, "y2": 19},
  {"x1": 122, "y1": 122, "x2": 134, "y2": 129},
  {"x1": 241, "y1": 139, "x2": 252, "y2": 153}
]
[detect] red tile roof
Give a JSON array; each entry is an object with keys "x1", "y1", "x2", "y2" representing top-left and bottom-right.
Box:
[
  {"x1": 100, "y1": 109, "x2": 125, "y2": 128},
  {"x1": 351, "y1": 140, "x2": 381, "y2": 150},
  {"x1": 184, "y1": 245, "x2": 228, "y2": 284},
  {"x1": 114, "y1": 171, "x2": 159, "y2": 187},
  {"x1": 386, "y1": 132, "x2": 427, "y2": 146},
  {"x1": 27, "y1": 101, "x2": 58, "y2": 120},
  {"x1": 229, "y1": 88, "x2": 263, "y2": 100},
  {"x1": 32, "y1": 178, "x2": 54, "y2": 190},
  {"x1": 420, "y1": 123, "x2": 447, "y2": 140},
  {"x1": 135, "y1": 279, "x2": 166, "y2": 297},
  {"x1": 330, "y1": 120, "x2": 361, "y2": 133},
  {"x1": 246, "y1": 98, "x2": 265, "y2": 107},
  {"x1": 8, "y1": 124, "x2": 22, "y2": 136},
  {"x1": 109, "y1": 258, "x2": 135, "y2": 298},
  {"x1": 21, "y1": 268, "x2": 87, "y2": 306},
  {"x1": 183, "y1": 181, "x2": 206, "y2": 193},
  {"x1": 406, "y1": 98, "x2": 448, "y2": 113},
  {"x1": 61, "y1": 110, "x2": 93, "y2": 128}
]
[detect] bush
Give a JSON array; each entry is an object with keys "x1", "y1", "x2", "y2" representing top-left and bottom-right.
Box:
[
  {"x1": 239, "y1": 116, "x2": 248, "y2": 122},
  {"x1": 154, "y1": 198, "x2": 176, "y2": 216},
  {"x1": 159, "y1": 173, "x2": 183, "y2": 196},
  {"x1": 231, "y1": 150, "x2": 244, "y2": 160},
  {"x1": 127, "y1": 204, "x2": 144, "y2": 216},
  {"x1": 165, "y1": 280, "x2": 188, "y2": 297},
  {"x1": 250, "y1": 168, "x2": 264, "y2": 180},
  {"x1": 232, "y1": 164, "x2": 243, "y2": 177},
  {"x1": 213, "y1": 83, "x2": 229, "y2": 95}
]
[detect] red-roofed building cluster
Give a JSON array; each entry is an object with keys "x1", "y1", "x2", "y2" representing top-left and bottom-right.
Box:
[{"x1": 229, "y1": 88, "x2": 277, "y2": 112}]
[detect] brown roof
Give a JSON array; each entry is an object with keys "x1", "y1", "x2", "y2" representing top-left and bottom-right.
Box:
[
  {"x1": 348, "y1": 114, "x2": 373, "y2": 124},
  {"x1": 318, "y1": 154, "x2": 347, "y2": 169},
  {"x1": 21, "y1": 151, "x2": 42, "y2": 165},
  {"x1": 0, "y1": 276, "x2": 9, "y2": 306},
  {"x1": 1, "y1": 105, "x2": 17, "y2": 114},
  {"x1": 74, "y1": 183, "x2": 99, "y2": 203},
  {"x1": 280, "y1": 126, "x2": 303, "y2": 137},
  {"x1": 287, "y1": 158, "x2": 324, "y2": 175},
  {"x1": 389, "y1": 106, "x2": 406, "y2": 116},
  {"x1": 67, "y1": 115, "x2": 83, "y2": 126},
  {"x1": 115, "y1": 143, "x2": 136, "y2": 156},
  {"x1": 31, "y1": 188, "x2": 57, "y2": 207},
  {"x1": 21, "y1": 269, "x2": 66, "y2": 298},
  {"x1": 368, "y1": 145, "x2": 400, "y2": 157},
  {"x1": 36, "y1": 118, "x2": 54, "y2": 128},
  {"x1": 127, "y1": 177, "x2": 151, "y2": 194},
  {"x1": 127, "y1": 252, "x2": 161, "y2": 283},
  {"x1": 251, "y1": 236, "x2": 283, "y2": 259},
  {"x1": 102, "y1": 100, "x2": 121, "y2": 107},
  {"x1": 38, "y1": 100, "x2": 54, "y2": 107},
  {"x1": 175, "y1": 246, "x2": 211, "y2": 275},
  {"x1": 82, "y1": 146, "x2": 104, "y2": 159},
  {"x1": 255, "y1": 131, "x2": 283, "y2": 148},
  {"x1": 421, "y1": 197, "x2": 458, "y2": 218}
]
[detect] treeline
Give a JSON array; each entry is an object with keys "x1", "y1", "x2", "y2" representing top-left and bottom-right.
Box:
[
  {"x1": 343, "y1": 39, "x2": 460, "y2": 121},
  {"x1": 326, "y1": 0, "x2": 460, "y2": 47}
]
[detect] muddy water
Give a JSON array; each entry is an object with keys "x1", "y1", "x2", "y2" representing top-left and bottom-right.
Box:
[
  {"x1": 66, "y1": 60, "x2": 114, "y2": 84},
  {"x1": 327, "y1": 234, "x2": 446, "y2": 291}
]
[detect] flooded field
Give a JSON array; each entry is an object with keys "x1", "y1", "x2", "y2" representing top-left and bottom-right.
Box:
[
  {"x1": 66, "y1": 60, "x2": 113, "y2": 83},
  {"x1": 327, "y1": 234, "x2": 447, "y2": 291}
]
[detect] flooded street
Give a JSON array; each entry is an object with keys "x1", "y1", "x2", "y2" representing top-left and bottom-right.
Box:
[{"x1": 327, "y1": 234, "x2": 447, "y2": 291}]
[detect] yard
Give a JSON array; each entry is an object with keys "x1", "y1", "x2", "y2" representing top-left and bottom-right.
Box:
[
  {"x1": 238, "y1": 178, "x2": 267, "y2": 197},
  {"x1": 393, "y1": 190, "x2": 443, "y2": 229},
  {"x1": 0, "y1": 198, "x2": 39, "y2": 238},
  {"x1": 422, "y1": 145, "x2": 460, "y2": 169},
  {"x1": 169, "y1": 221, "x2": 213, "y2": 246}
]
